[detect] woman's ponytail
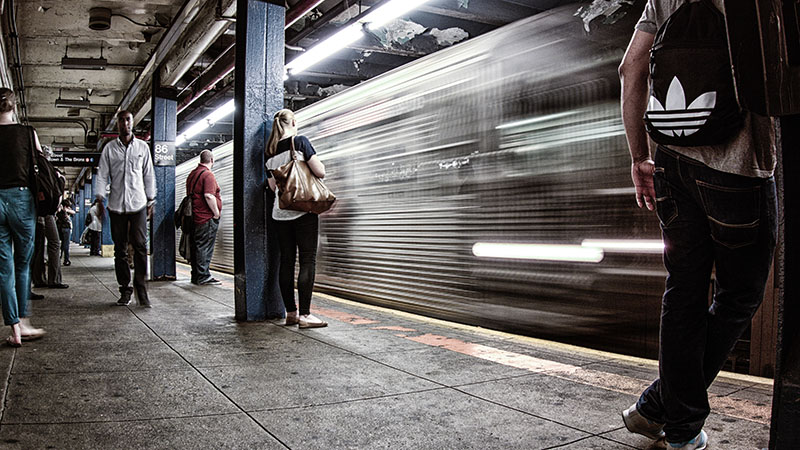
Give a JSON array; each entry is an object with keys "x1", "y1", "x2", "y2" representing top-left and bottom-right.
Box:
[{"x1": 266, "y1": 109, "x2": 296, "y2": 156}]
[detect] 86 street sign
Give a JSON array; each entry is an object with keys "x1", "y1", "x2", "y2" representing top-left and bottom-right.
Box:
[{"x1": 154, "y1": 141, "x2": 176, "y2": 166}]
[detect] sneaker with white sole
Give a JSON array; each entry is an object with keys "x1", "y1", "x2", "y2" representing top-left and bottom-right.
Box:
[
  {"x1": 298, "y1": 314, "x2": 327, "y2": 329},
  {"x1": 622, "y1": 403, "x2": 665, "y2": 440},
  {"x1": 667, "y1": 430, "x2": 707, "y2": 450}
]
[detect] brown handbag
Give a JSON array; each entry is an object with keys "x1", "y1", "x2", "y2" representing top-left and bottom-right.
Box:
[{"x1": 271, "y1": 137, "x2": 336, "y2": 214}]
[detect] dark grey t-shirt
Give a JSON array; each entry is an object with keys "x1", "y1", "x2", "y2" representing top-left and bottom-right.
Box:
[{"x1": 636, "y1": 0, "x2": 776, "y2": 178}]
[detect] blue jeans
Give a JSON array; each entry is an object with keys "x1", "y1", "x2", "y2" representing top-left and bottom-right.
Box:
[
  {"x1": 637, "y1": 146, "x2": 777, "y2": 442},
  {"x1": 0, "y1": 187, "x2": 36, "y2": 326},
  {"x1": 60, "y1": 226, "x2": 71, "y2": 262},
  {"x1": 190, "y1": 218, "x2": 219, "y2": 283}
]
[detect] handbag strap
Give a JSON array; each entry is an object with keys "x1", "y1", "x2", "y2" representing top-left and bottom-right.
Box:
[
  {"x1": 290, "y1": 136, "x2": 298, "y2": 161},
  {"x1": 28, "y1": 126, "x2": 39, "y2": 182}
]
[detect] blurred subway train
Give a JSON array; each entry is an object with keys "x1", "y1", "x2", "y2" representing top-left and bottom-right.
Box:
[{"x1": 178, "y1": 1, "x2": 680, "y2": 361}]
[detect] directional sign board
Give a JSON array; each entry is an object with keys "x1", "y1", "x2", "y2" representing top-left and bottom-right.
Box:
[{"x1": 50, "y1": 152, "x2": 100, "y2": 167}]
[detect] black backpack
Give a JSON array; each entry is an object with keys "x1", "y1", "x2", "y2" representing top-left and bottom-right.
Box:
[
  {"x1": 174, "y1": 168, "x2": 207, "y2": 230},
  {"x1": 27, "y1": 127, "x2": 65, "y2": 216},
  {"x1": 643, "y1": 0, "x2": 744, "y2": 146}
]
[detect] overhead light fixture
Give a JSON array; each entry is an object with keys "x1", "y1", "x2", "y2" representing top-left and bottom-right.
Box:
[
  {"x1": 55, "y1": 98, "x2": 91, "y2": 109},
  {"x1": 286, "y1": 24, "x2": 363, "y2": 75},
  {"x1": 361, "y1": 0, "x2": 431, "y2": 30},
  {"x1": 89, "y1": 7, "x2": 112, "y2": 30},
  {"x1": 285, "y1": 0, "x2": 433, "y2": 76},
  {"x1": 175, "y1": 99, "x2": 235, "y2": 146},
  {"x1": 61, "y1": 57, "x2": 107, "y2": 70}
]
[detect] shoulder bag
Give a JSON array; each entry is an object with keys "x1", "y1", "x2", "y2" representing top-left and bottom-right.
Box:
[
  {"x1": 174, "y1": 168, "x2": 207, "y2": 230},
  {"x1": 28, "y1": 127, "x2": 64, "y2": 216},
  {"x1": 271, "y1": 137, "x2": 335, "y2": 214}
]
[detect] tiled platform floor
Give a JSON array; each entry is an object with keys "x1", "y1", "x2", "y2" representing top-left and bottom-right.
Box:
[{"x1": 0, "y1": 246, "x2": 772, "y2": 449}]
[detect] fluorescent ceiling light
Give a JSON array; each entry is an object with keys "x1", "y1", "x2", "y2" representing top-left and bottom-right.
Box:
[
  {"x1": 61, "y1": 57, "x2": 107, "y2": 70},
  {"x1": 286, "y1": 23, "x2": 363, "y2": 75},
  {"x1": 580, "y1": 239, "x2": 664, "y2": 254},
  {"x1": 472, "y1": 242, "x2": 604, "y2": 263},
  {"x1": 361, "y1": 0, "x2": 432, "y2": 30},
  {"x1": 285, "y1": 0, "x2": 433, "y2": 75},
  {"x1": 176, "y1": 99, "x2": 235, "y2": 145},
  {"x1": 55, "y1": 98, "x2": 91, "y2": 109}
]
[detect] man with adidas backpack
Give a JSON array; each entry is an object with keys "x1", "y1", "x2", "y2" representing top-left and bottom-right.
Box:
[{"x1": 618, "y1": 1, "x2": 777, "y2": 449}]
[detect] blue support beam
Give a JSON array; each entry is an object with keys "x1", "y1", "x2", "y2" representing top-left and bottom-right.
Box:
[
  {"x1": 149, "y1": 71, "x2": 177, "y2": 280},
  {"x1": 770, "y1": 114, "x2": 800, "y2": 449},
  {"x1": 233, "y1": 0, "x2": 285, "y2": 321},
  {"x1": 71, "y1": 191, "x2": 78, "y2": 243},
  {"x1": 82, "y1": 187, "x2": 91, "y2": 247}
]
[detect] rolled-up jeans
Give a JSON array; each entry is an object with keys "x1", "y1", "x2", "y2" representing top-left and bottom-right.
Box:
[
  {"x1": 0, "y1": 187, "x2": 36, "y2": 326},
  {"x1": 636, "y1": 145, "x2": 777, "y2": 443}
]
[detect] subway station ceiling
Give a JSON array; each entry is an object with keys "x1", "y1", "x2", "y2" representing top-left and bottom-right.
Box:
[{"x1": 1, "y1": 0, "x2": 580, "y2": 188}]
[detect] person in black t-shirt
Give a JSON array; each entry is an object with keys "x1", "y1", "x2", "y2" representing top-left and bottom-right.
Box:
[
  {"x1": 265, "y1": 109, "x2": 328, "y2": 329},
  {"x1": 0, "y1": 88, "x2": 46, "y2": 346}
]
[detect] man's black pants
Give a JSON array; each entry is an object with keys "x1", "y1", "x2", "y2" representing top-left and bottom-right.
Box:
[{"x1": 109, "y1": 208, "x2": 148, "y2": 296}]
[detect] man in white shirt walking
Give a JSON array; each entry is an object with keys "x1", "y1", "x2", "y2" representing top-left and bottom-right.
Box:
[{"x1": 95, "y1": 110, "x2": 157, "y2": 307}]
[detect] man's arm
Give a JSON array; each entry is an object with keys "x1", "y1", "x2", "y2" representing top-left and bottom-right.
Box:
[
  {"x1": 94, "y1": 149, "x2": 110, "y2": 221},
  {"x1": 204, "y1": 193, "x2": 220, "y2": 219},
  {"x1": 141, "y1": 143, "x2": 157, "y2": 217},
  {"x1": 619, "y1": 29, "x2": 656, "y2": 211}
]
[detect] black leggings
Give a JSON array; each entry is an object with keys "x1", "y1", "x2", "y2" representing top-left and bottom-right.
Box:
[{"x1": 275, "y1": 213, "x2": 319, "y2": 315}]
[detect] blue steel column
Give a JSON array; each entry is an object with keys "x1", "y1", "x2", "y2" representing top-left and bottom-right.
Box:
[
  {"x1": 71, "y1": 191, "x2": 78, "y2": 242},
  {"x1": 770, "y1": 114, "x2": 800, "y2": 449},
  {"x1": 83, "y1": 186, "x2": 91, "y2": 247},
  {"x1": 233, "y1": 0, "x2": 285, "y2": 321},
  {"x1": 149, "y1": 71, "x2": 177, "y2": 280}
]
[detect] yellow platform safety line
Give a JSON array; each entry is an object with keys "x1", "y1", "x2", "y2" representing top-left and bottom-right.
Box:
[{"x1": 314, "y1": 291, "x2": 773, "y2": 388}]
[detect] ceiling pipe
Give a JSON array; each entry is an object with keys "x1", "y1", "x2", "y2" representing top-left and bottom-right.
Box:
[
  {"x1": 5, "y1": 0, "x2": 28, "y2": 122},
  {"x1": 176, "y1": 0, "x2": 330, "y2": 117},
  {"x1": 107, "y1": 0, "x2": 207, "y2": 131},
  {"x1": 123, "y1": 0, "x2": 236, "y2": 128},
  {"x1": 286, "y1": 0, "x2": 326, "y2": 29},
  {"x1": 288, "y1": 0, "x2": 380, "y2": 47}
]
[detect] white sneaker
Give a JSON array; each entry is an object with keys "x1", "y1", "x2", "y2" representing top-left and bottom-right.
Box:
[
  {"x1": 622, "y1": 403, "x2": 665, "y2": 440},
  {"x1": 298, "y1": 314, "x2": 327, "y2": 329},
  {"x1": 668, "y1": 430, "x2": 708, "y2": 450}
]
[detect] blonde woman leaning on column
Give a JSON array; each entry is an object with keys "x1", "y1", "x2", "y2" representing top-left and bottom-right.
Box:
[{"x1": 265, "y1": 109, "x2": 327, "y2": 328}]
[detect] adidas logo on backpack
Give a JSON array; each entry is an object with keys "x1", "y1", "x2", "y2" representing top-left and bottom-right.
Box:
[{"x1": 643, "y1": 0, "x2": 744, "y2": 146}]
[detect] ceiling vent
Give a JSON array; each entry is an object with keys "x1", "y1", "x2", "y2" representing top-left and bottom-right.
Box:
[
  {"x1": 55, "y1": 98, "x2": 91, "y2": 109},
  {"x1": 61, "y1": 57, "x2": 107, "y2": 70},
  {"x1": 89, "y1": 7, "x2": 112, "y2": 31}
]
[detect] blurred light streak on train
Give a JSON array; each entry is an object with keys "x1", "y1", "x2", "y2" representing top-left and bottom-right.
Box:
[{"x1": 177, "y1": 1, "x2": 686, "y2": 360}]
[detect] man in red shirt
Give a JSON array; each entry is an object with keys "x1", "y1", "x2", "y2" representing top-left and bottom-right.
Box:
[{"x1": 186, "y1": 150, "x2": 222, "y2": 285}]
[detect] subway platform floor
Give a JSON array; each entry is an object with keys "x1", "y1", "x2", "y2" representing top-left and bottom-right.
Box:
[{"x1": 0, "y1": 246, "x2": 772, "y2": 449}]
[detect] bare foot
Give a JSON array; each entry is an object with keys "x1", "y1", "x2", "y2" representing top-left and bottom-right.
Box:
[{"x1": 6, "y1": 323, "x2": 22, "y2": 347}]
